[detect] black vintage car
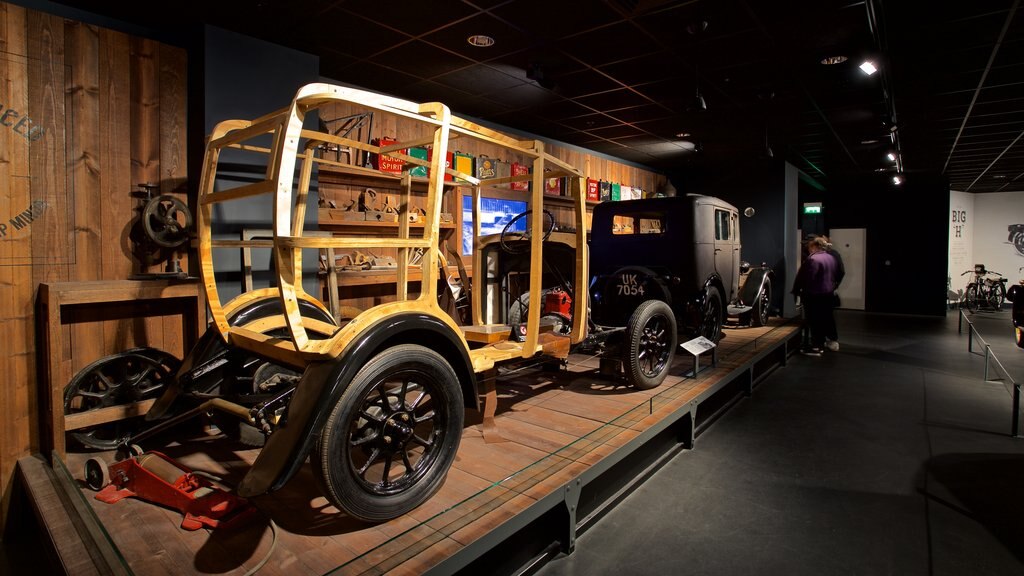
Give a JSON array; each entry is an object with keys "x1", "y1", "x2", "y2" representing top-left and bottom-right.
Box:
[
  {"x1": 587, "y1": 194, "x2": 772, "y2": 388},
  {"x1": 1008, "y1": 271, "x2": 1024, "y2": 348}
]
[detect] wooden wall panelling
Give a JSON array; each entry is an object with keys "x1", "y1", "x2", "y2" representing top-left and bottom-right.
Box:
[
  {"x1": 67, "y1": 20, "x2": 105, "y2": 398},
  {"x1": 130, "y1": 37, "x2": 162, "y2": 351},
  {"x1": 0, "y1": 8, "x2": 29, "y2": 521},
  {"x1": 0, "y1": 1, "x2": 190, "y2": 538},
  {"x1": 158, "y1": 43, "x2": 191, "y2": 357},
  {"x1": 96, "y1": 28, "x2": 132, "y2": 366}
]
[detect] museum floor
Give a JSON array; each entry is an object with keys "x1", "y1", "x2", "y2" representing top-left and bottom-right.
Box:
[
  {"x1": 537, "y1": 308, "x2": 1024, "y2": 576},
  {"x1": 3, "y1": 308, "x2": 1022, "y2": 575}
]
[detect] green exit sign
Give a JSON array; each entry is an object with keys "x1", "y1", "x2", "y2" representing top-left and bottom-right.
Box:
[{"x1": 803, "y1": 203, "x2": 823, "y2": 214}]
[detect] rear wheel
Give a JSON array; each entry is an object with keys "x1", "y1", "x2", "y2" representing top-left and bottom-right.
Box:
[
  {"x1": 63, "y1": 348, "x2": 180, "y2": 450},
  {"x1": 313, "y1": 344, "x2": 464, "y2": 522},
  {"x1": 1014, "y1": 232, "x2": 1024, "y2": 256},
  {"x1": 964, "y1": 284, "x2": 979, "y2": 311},
  {"x1": 623, "y1": 300, "x2": 677, "y2": 390},
  {"x1": 988, "y1": 282, "x2": 1005, "y2": 309},
  {"x1": 699, "y1": 287, "x2": 724, "y2": 343},
  {"x1": 751, "y1": 279, "x2": 772, "y2": 327}
]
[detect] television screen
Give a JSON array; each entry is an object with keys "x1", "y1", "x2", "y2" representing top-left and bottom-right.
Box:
[{"x1": 462, "y1": 196, "x2": 528, "y2": 255}]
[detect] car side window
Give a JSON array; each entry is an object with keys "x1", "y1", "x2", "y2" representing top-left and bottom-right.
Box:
[
  {"x1": 612, "y1": 212, "x2": 665, "y2": 235},
  {"x1": 715, "y1": 209, "x2": 730, "y2": 240}
]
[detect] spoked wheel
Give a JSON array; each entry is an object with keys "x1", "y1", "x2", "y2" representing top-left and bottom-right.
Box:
[
  {"x1": 142, "y1": 194, "x2": 192, "y2": 248},
  {"x1": 1014, "y1": 232, "x2": 1024, "y2": 257},
  {"x1": 964, "y1": 284, "x2": 979, "y2": 312},
  {"x1": 63, "y1": 348, "x2": 181, "y2": 450},
  {"x1": 314, "y1": 344, "x2": 464, "y2": 522},
  {"x1": 499, "y1": 210, "x2": 555, "y2": 254},
  {"x1": 623, "y1": 300, "x2": 677, "y2": 390},
  {"x1": 699, "y1": 287, "x2": 724, "y2": 344},
  {"x1": 751, "y1": 279, "x2": 772, "y2": 327}
]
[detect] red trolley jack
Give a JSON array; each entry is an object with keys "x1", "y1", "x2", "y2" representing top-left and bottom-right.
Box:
[{"x1": 87, "y1": 450, "x2": 254, "y2": 531}]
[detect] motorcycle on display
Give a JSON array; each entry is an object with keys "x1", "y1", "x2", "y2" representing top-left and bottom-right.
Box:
[
  {"x1": 1009, "y1": 267, "x2": 1024, "y2": 349},
  {"x1": 1009, "y1": 224, "x2": 1024, "y2": 257}
]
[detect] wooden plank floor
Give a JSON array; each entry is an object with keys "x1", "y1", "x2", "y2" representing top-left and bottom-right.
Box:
[{"x1": 63, "y1": 319, "x2": 799, "y2": 575}]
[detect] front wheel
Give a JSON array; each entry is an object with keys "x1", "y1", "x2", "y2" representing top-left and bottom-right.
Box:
[
  {"x1": 1016, "y1": 326, "x2": 1024, "y2": 349},
  {"x1": 751, "y1": 279, "x2": 772, "y2": 327},
  {"x1": 699, "y1": 287, "x2": 724, "y2": 344},
  {"x1": 1013, "y1": 232, "x2": 1024, "y2": 256},
  {"x1": 964, "y1": 284, "x2": 979, "y2": 311},
  {"x1": 313, "y1": 344, "x2": 464, "y2": 522},
  {"x1": 623, "y1": 300, "x2": 677, "y2": 390}
]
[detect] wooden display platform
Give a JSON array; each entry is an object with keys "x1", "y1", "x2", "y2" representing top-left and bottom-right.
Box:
[{"x1": 42, "y1": 319, "x2": 801, "y2": 575}]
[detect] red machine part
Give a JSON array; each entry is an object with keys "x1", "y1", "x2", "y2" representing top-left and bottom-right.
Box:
[
  {"x1": 92, "y1": 451, "x2": 254, "y2": 531},
  {"x1": 543, "y1": 288, "x2": 572, "y2": 318}
]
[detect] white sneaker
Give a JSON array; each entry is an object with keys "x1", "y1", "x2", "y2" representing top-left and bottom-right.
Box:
[{"x1": 825, "y1": 340, "x2": 840, "y2": 352}]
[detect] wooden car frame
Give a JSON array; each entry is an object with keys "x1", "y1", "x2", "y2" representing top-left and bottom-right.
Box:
[{"x1": 150, "y1": 83, "x2": 589, "y2": 521}]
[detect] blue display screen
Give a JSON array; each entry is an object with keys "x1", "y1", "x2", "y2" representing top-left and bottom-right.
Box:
[{"x1": 462, "y1": 195, "x2": 528, "y2": 255}]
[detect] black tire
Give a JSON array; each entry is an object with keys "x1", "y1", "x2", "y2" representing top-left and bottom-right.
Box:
[
  {"x1": 751, "y1": 279, "x2": 772, "y2": 327},
  {"x1": 1016, "y1": 326, "x2": 1024, "y2": 349},
  {"x1": 313, "y1": 344, "x2": 464, "y2": 522},
  {"x1": 964, "y1": 284, "x2": 979, "y2": 312},
  {"x1": 63, "y1": 349, "x2": 180, "y2": 450},
  {"x1": 699, "y1": 287, "x2": 724, "y2": 344},
  {"x1": 1014, "y1": 232, "x2": 1024, "y2": 256},
  {"x1": 623, "y1": 300, "x2": 677, "y2": 390}
]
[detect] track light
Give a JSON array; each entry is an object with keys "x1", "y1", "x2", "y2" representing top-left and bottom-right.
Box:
[
  {"x1": 892, "y1": 176, "x2": 902, "y2": 185},
  {"x1": 859, "y1": 61, "x2": 877, "y2": 75},
  {"x1": 886, "y1": 152, "x2": 896, "y2": 162}
]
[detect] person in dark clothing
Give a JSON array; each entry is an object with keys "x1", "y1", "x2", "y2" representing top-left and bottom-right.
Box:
[
  {"x1": 821, "y1": 235, "x2": 844, "y2": 351},
  {"x1": 792, "y1": 236, "x2": 838, "y2": 355}
]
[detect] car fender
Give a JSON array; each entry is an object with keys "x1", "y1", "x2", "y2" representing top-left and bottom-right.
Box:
[
  {"x1": 736, "y1": 267, "x2": 772, "y2": 306},
  {"x1": 236, "y1": 312, "x2": 476, "y2": 497}
]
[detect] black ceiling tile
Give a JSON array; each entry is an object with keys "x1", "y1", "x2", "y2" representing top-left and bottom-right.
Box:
[
  {"x1": 529, "y1": 99, "x2": 596, "y2": 121},
  {"x1": 583, "y1": 123, "x2": 646, "y2": 140},
  {"x1": 435, "y1": 64, "x2": 527, "y2": 96},
  {"x1": 339, "y1": 0, "x2": 476, "y2": 37},
  {"x1": 490, "y1": 0, "x2": 622, "y2": 42},
  {"x1": 324, "y1": 61, "x2": 422, "y2": 94},
  {"x1": 607, "y1": 104, "x2": 673, "y2": 124},
  {"x1": 455, "y1": 96, "x2": 515, "y2": 118},
  {"x1": 574, "y1": 88, "x2": 654, "y2": 112},
  {"x1": 400, "y1": 80, "x2": 475, "y2": 107},
  {"x1": 558, "y1": 113, "x2": 621, "y2": 131},
  {"x1": 482, "y1": 81, "x2": 559, "y2": 108},
  {"x1": 598, "y1": 53, "x2": 686, "y2": 88},
  {"x1": 422, "y1": 13, "x2": 537, "y2": 60},
  {"x1": 550, "y1": 68, "x2": 623, "y2": 98},
  {"x1": 557, "y1": 22, "x2": 662, "y2": 68},
  {"x1": 372, "y1": 41, "x2": 476, "y2": 79},
  {"x1": 311, "y1": 7, "x2": 413, "y2": 55}
]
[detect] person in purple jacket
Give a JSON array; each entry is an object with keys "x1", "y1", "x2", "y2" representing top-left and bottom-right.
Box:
[{"x1": 791, "y1": 236, "x2": 838, "y2": 355}]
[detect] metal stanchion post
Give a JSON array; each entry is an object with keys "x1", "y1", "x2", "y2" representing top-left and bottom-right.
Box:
[
  {"x1": 984, "y1": 344, "x2": 990, "y2": 381},
  {"x1": 1013, "y1": 383, "x2": 1021, "y2": 438}
]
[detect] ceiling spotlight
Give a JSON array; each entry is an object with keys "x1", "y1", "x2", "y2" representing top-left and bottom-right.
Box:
[
  {"x1": 467, "y1": 35, "x2": 495, "y2": 47},
  {"x1": 886, "y1": 152, "x2": 896, "y2": 162},
  {"x1": 820, "y1": 55, "x2": 848, "y2": 65},
  {"x1": 861, "y1": 138, "x2": 879, "y2": 145},
  {"x1": 859, "y1": 61, "x2": 878, "y2": 75},
  {"x1": 676, "y1": 132, "x2": 691, "y2": 138},
  {"x1": 892, "y1": 176, "x2": 902, "y2": 185}
]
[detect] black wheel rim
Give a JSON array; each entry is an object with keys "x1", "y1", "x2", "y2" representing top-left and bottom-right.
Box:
[
  {"x1": 758, "y1": 286, "x2": 771, "y2": 324},
  {"x1": 347, "y1": 368, "x2": 449, "y2": 496},
  {"x1": 64, "y1": 353, "x2": 175, "y2": 449},
  {"x1": 637, "y1": 313, "x2": 671, "y2": 378},
  {"x1": 701, "y1": 294, "x2": 722, "y2": 341}
]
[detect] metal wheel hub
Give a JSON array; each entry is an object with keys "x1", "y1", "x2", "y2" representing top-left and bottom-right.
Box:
[
  {"x1": 381, "y1": 412, "x2": 416, "y2": 448},
  {"x1": 639, "y1": 325, "x2": 669, "y2": 375}
]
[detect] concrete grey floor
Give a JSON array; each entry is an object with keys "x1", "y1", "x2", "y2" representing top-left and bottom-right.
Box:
[{"x1": 537, "y1": 308, "x2": 1024, "y2": 576}]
